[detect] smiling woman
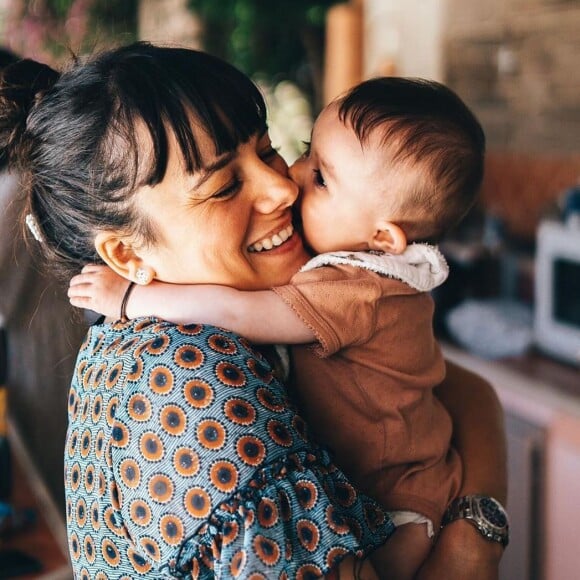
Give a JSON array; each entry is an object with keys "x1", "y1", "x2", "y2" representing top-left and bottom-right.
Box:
[{"x1": 0, "y1": 42, "x2": 394, "y2": 578}]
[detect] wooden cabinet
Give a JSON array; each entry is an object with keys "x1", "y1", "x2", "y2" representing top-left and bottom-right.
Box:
[{"x1": 443, "y1": 344, "x2": 580, "y2": 580}]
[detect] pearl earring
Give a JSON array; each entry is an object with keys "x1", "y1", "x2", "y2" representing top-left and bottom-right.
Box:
[{"x1": 135, "y1": 268, "x2": 151, "y2": 285}]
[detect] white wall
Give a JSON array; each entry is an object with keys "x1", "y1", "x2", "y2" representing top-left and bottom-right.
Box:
[{"x1": 363, "y1": 0, "x2": 446, "y2": 81}]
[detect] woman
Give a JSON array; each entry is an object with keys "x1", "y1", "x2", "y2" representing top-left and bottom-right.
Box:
[{"x1": 0, "y1": 43, "x2": 506, "y2": 579}]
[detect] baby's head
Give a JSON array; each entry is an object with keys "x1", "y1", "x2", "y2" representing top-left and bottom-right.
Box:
[{"x1": 291, "y1": 77, "x2": 485, "y2": 254}]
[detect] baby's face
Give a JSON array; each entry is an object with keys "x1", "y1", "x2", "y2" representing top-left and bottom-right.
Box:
[{"x1": 289, "y1": 103, "x2": 388, "y2": 254}]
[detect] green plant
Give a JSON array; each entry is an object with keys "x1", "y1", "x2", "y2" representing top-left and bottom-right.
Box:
[{"x1": 188, "y1": 0, "x2": 341, "y2": 110}]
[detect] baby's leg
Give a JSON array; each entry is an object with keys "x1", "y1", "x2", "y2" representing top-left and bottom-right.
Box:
[
  {"x1": 325, "y1": 554, "x2": 379, "y2": 580},
  {"x1": 370, "y1": 522, "x2": 432, "y2": 580}
]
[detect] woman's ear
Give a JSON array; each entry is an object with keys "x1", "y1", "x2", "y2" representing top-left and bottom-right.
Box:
[
  {"x1": 369, "y1": 222, "x2": 407, "y2": 254},
  {"x1": 94, "y1": 231, "x2": 156, "y2": 283}
]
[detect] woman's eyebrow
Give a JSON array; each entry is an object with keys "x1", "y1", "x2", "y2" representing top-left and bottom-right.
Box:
[{"x1": 193, "y1": 151, "x2": 237, "y2": 188}]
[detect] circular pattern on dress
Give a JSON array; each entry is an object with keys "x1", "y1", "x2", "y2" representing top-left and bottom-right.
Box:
[
  {"x1": 246, "y1": 358, "x2": 274, "y2": 383},
  {"x1": 326, "y1": 505, "x2": 350, "y2": 536},
  {"x1": 119, "y1": 458, "x2": 141, "y2": 489},
  {"x1": 140, "y1": 536, "x2": 161, "y2": 562},
  {"x1": 117, "y1": 337, "x2": 139, "y2": 356},
  {"x1": 183, "y1": 379, "x2": 214, "y2": 409},
  {"x1": 139, "y1": 432, "x2": 164, "y2": 462},
  {"x1": 104, "y1": 507, "x2": 126, "y2": 537},
  {"x1": 79, "y1": 567, "x2": 90, "y2": 580},
  {"x1": 173, "y1": 447, "x2": 200, "y2": 477},
  {"x1": 92, "y1": 363, "x2": 106, "y2": 390},
  {"x1": 140, "y1": 334, "x2": 170, "y2": 356},
  {"x1": 84, "y1": 464, "x2": 95, "y2": 493},
  {"x1": 267, "y1": 420, "x2": 293, "y2": 447},
  {"x1": 184, "y1": 487, "x2": 211, "y2": 519},
  {"x1": 295, "y1": 480, "x2": 318, "y2": 510},
  {"x1": 148, "y1": 473, "x2": 174, "y2": 504},
  {"x1": 224, "y1": 398, "x2": 256, "y2": 426},
  {"x1": 208, "y1": 333, "x2": 238, "y2": 355},
  {"x1": 111, "y1": 420, "x2": 130, "y2": 448},
  {"x1": 91, "y1": 394, "x2": 103, "y2": 424},
  {"x1": 176, "y1": 323, "x2": 203, "y2": 336},
  {"x1": 70, "y1": 463, "x2": 82, "y2": 492},
  {"x1": 326, "y1": 546, "x2": 349, "y2": 570},
  {"x1": 222, "y1": 520, "x2": 240, "y2": 547},
  {"x1": 95, "y1": 430, "x2": 105, "y2": 460},
  {"x1": 256, "y1": 388, "x2": 285, "y2": 412},
  {"x1": 148, "y1": 366, "x2": 174, "y2": 395},
  {"x1": 105, "y1": 362, "x2": 123, "y2": 390},
  {"x1": 296, "y1": 519, "x2": 320, "y2": 553},
  {"x1": 68, "y1": 430, "x2": 79, "y2": 458},
  {"x1": 159, "y1": 514, "x2": 184, "y2": 546},
  {"x1": 159, "y1": 404, "x2": 187, "y2": 436},
  {"x1": 296, "y1": 563, "x2": 323, "y2": 580},
  {"x1": 196, "y1": 419, "x2": 226, "y2": 450},
  {"x1": 215, "y1": 361, "x2": 246, "y2": 387},
  {"x1": 90, "y1": 500, "x2": 100, "y2": 531},
  {"x1": 101, "y1": 538, "x2": 121, "y2": 567},
  {"x1": 127, "y1": 393, "x2": 152, "y2": 422},
  {"x1": 127, "y1": 546, "x2": 152, "y2": 574},
  {"x1": 333, "y1": 481, "x2": 357, "y2": 508},
  {"x1": 126, "y1": 357, "x2": 144, "y2": 382},
  {"x1": 83, "y1": 534, "x2": 96, "y2": 564},
  {"x1": 252, "y1": 534, "x2": 281, "y2": 567},
  {"x1": 79, "y1": 429, "x2": 92, "y2": 459},
  {"x1": 229, "y1": 549, "x2": 247, "y2": 578},
  {"x1": 109, "y1": 481, "x2": 123, "y2": 511},
  {"x1": 278, "y1": 490, "x2": 292, "y2": 522},
  {"x1": 292, "y1": 414, "x2": 308, "y2": 441},
  {"x1": 173, "y1": 344, "x2": 204, "y2": 369},
  {"x1": 236, "y1": 435, "x2": 266, "y2": 467},
  {"x1": 257, "y1": 498, "x2": 279, "y2": 528},
  {"x1": 209, "y1": 460, "x2": 239, "y2": 493},
  {"x1": 76, "y1": 498, "x2": 88, "y2": 528},
  {"x1": 105, "y1": 396, "x2": 119, "y2": 427},
  {"x1": 82, "y1": 366, "x2": 94, "y2": 390},
  {"x1": 130, "y1": 499, "x2": 152, "y2": 527},
  {"x1": 70, "y1": 531, "x2": 81, "y2": 560}
]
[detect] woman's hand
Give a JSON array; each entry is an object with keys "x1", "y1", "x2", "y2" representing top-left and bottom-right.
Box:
[
  {"x1": 418, "y1": 519, "x2": 503, "y2": 580},
  {"x1": 68, "y1": 264, "x2": 130, "y2": 319}
]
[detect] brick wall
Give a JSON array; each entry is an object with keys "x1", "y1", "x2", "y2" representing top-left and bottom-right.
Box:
[{"x1": 444, "y1": 0, "x2": 580, "y2": 153}]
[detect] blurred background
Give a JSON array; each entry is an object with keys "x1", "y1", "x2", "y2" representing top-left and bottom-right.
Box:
[{"x1": 0, "y1": 1, "x2": 579, "y2": 578}]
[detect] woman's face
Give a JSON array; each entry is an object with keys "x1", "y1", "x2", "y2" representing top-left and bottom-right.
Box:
[{"x1": 132, "y1": 128, "x2": 310, "y2": 290}]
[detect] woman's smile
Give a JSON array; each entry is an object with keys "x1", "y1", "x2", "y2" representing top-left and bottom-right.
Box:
[{"x1": 248, "y1": 223, "x2": 294, "y2": 252}]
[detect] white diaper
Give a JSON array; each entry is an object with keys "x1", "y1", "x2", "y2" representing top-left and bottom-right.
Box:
[{"x1": 390, "y1": 510, "x2": 435, "y2": 538}]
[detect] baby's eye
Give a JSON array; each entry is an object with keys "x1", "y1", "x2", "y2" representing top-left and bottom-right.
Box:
[
  {"x1": 313, "y1": 169, "x2": 326, "y2": 188},
  {"x1": 301, "y1": 141, "x2": 311, "y2": 157}
]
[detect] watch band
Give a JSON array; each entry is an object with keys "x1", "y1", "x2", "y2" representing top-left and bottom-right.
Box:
[{"x1": 441, "y1": 495, "x2": 510, "y2": 547}]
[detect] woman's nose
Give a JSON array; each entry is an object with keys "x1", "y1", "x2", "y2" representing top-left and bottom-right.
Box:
[{"x1": 253, "y1": 163, "x2": 299, "y2": 214}]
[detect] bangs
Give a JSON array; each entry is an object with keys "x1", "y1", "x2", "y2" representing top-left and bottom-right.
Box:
[{"x1": 102, "y1": 44, "x2": 267, "y2": 186}]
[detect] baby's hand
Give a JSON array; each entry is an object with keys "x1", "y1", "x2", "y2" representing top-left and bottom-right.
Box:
[{"x1": 68, "y1": 264, "x2": 130, "y2": 319}]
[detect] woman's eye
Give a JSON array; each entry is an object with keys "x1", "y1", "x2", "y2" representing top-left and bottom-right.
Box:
[
  {"x1": 313, "y1": 169, "x2": 326, "y2": 188},
  {"x1": 213, "y1": 178, "x2": 242, "y2": 199}
]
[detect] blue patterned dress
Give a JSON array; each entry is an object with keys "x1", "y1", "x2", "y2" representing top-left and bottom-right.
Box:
[{"x1": 65, "y1": 318, "x2": 394, "y2": 579}]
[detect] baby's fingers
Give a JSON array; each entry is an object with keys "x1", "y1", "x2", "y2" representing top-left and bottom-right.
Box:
[{"x1": 69, "y1": 295, "x2": 97, "y2": 310}]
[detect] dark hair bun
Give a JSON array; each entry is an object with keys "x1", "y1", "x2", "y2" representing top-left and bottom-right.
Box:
[{"x1": 0, "y1": 59, "x2": 59, "y2": 167}]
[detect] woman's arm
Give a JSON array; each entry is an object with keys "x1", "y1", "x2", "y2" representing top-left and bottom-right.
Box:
[
  {"x1": 68, "y1": 264, "x2": 315, "y2": 344},
  {"x1": 418, "y1": 360, "x2": 508, "y2": 579}
]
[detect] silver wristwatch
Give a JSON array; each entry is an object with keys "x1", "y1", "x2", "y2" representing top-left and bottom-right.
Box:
[{"x1": 441, "y1": 495, "x2": 510, "y2": 547}]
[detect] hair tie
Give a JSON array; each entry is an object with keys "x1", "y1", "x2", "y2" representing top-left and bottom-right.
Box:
[{"x1": 25, "y1": 213, "x2": 44, "y2": 243}]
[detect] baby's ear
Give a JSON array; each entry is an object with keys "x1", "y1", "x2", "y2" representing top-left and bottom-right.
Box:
[{"x1": 369, "y1": 222, "x2": 407, "y2": 254}]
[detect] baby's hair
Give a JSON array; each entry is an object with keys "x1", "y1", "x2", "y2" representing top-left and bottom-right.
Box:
[
  {"x1": 0, "y1": 47, "x2": 19, "y2": 171},
  {"x1": 337, "y1": 77, "x2": 485, "y2": 242},
  {"x1": 0, "y1": 42, "x2": 268, "y2": 280}
]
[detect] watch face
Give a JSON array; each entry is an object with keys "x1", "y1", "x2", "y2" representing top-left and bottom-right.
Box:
[{"x1": 478, "y1": 496, "x2": 508, "y2": 528}]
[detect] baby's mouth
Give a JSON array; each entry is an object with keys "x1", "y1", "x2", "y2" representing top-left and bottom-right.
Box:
[{"x1": 248, "y1": 224, "x2": 294, "y2": 253}]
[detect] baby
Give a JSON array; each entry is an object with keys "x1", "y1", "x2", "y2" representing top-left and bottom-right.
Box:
[{"x1": 69, "y1": 77, "x2": 485, "y2": 579}]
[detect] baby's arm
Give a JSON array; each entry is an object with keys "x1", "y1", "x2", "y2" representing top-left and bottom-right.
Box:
[{"x1": 68, "y1": 265, "x2": 315, "y2": 344}]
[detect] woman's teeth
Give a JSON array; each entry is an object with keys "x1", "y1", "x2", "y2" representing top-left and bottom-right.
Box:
[{"x1": 248, "y1": 225, "x2": 294, "y2": 253}]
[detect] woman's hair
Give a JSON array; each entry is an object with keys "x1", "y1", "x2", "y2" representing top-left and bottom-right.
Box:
[
  {"x1": 337, "y1": 77, "x2": 486, "y2": 242},
  {"x1": 0, "y1": 42, "x2": 267, "y2": 280}
]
